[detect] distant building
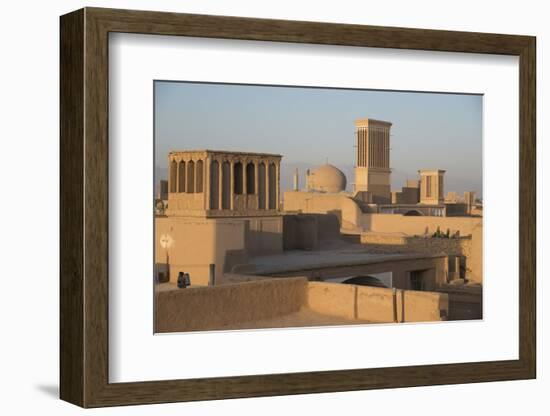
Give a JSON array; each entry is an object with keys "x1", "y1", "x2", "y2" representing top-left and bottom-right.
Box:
[
  {"x1": 464, "y1": 191, "x2": 476, "y2": 214},
  {"x1": 306, "y1": 164, "x2": 347, "y2": 193},
  {"x1": 166, "y1": 150, "x2": 282, "y2": 216},
  {"x1": 445, "y1": 191, "x2": 459, "y2": 203},
  {"x1": 354, "y1": 118, "x2": 392, "y2": 204},
  {"x1": 156, "y1": 150, "x2": 284, "y2": 285},
  {"x1": 154, "y1": 180, "x2": 169, "y2": 216},
  {"x1": 392, "y1": 179, "x2": 420, "y2": 204},
  {"x1": 419, "y1": 169, "x2": 446, "y2": 205},
  {"x1": 157, "y1": 179, "x2": 168, "y2": 200}
]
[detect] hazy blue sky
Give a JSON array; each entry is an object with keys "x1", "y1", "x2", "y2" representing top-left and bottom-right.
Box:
[{"x1": 155, "y1": 81, "x2": 482, "y2": 196}]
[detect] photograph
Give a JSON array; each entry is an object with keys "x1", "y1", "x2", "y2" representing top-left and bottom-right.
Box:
[{"x1": 153, "y1": 81, "x2": 483, "y2": 333}]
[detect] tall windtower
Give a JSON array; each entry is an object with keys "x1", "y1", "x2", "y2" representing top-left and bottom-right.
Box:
[{"x1": 354, "y1": 118, "x2": 392, "y2": 204}]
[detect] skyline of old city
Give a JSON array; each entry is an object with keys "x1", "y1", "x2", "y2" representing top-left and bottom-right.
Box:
[{"x1": 155, "y1": 81, "x2": 483, "y2": 196}]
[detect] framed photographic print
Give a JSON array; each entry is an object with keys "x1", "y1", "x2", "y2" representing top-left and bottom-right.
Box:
[{"x1": 60, "y1": 7, "x2": 536, "y2": 408}]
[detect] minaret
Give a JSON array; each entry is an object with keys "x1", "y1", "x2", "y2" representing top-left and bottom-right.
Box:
[
  {"x1": 293, "y1": 168, "x2": 299, "y2": 191},
  {"x1": 354, "y1": 118, "x2": 392, "y2": 204}
]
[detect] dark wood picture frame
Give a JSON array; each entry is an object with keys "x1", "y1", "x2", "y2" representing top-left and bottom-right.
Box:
[{"x1": 60, "y1": 7, "x2": 536, "y2": 408}]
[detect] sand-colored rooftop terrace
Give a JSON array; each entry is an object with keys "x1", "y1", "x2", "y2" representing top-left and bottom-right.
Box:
[{"x1": 247, "y1": 240, "x2": 441, "y2": 275}]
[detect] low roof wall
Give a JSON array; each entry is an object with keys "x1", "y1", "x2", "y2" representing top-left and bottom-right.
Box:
[
  {"x1": 156, "y1": 277, "x2": 449, "y2": 333},
  {"x1": 155, "y1": 277, "x2": 307, "y2": 332},
  {"x1": 307, "y1": 282, "x2": 448, "y2": 323}
]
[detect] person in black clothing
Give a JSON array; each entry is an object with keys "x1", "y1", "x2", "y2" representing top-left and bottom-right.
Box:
[
  {"x1": 177, "y1": 272, "x2": 191, "y2": 288},
  {"x1": 177, "y1": 272, "x2": 187, "y2": 289}
]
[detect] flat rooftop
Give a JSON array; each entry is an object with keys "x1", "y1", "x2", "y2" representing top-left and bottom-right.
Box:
[
  {"x1": 185, "y1": 308, "x2": 372, "y2": 331},
  {"x1": 155, "y1": 280, "x2": 376, "y2": 331},
  {"x1": 168, "y1": 149, "x2": 282, "y2": 158},
  {"x1": 249, "y1": 240, "x2": 444, "y2": 275}
]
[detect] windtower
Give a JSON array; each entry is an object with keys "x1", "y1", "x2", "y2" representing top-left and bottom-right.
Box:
[{"x1": 354, "y1": 118, "x2": 392, "y2": 204}]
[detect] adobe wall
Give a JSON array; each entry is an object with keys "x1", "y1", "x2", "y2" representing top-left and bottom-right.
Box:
[
  {"x1": 360, "y1": 213, "x2": 481, "y2": 236},
  {"x1": 155, "y1": 215, "x2": 283, "y2": 285},
  {"x1": 283, "y1": 192, "x2": 482, "y2": 282},
  {"x1": 244, "y1": 216, "x2": 283, "y2": 257},
  {"x1": 392, "y1": 186, "x2": 420, "y2": 204},
  {"x1": 268, "y1": 255, "x2": 448, "y2": 291},
  {"x1": 155, "y1": 277, "x2": 449, "y2": 332},
  {"x1": 168, "y1": 192, "x2": 206, "y2": 214},
  {"x1": 358, "y1": 214, "x2": 482, "y2": 283},
  {"x1": 282, "y1": 213, "x2": 341, "y2": 250},
  {"x1": 357, "y1": 233, "x2": 472, "y2": 279},
  {"x1": 307, "y1": 282, "x2": 448, "y2": 323},
  {"x1": 155, "y1": 277, "x2": 308, "y2": 332},
  {"x1": 283, "y1": 191, "x2": 363, "y2": 229},
  {"x1": 437, "y1": 284, "x2": 483, "y2": 320}
]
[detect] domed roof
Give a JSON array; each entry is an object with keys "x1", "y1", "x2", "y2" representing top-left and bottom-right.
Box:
[{"x1": 307, "y1": 164, "x2": 347, "y2": 193}]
